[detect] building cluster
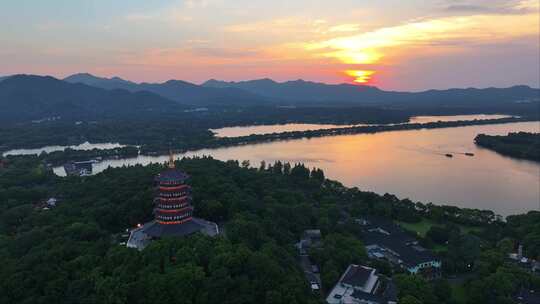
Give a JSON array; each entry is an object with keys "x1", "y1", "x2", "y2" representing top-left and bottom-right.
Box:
[
  {"x1": 63, "y1": 160, "x2": 95, "y2": 176},
  {"x1": 326, "y1": 264, "x2": 397, "y2": 304},
  {"x1": 34, "y1": 197, "x2": 59, "y2": 211},
  {"x1": 324, "y1": 216, "x2": 442, "y2": 303},
  {"x1": 357, "y1": 217, "x2": 441, "y2": 280},
  {"x1": 127, "y1": 155, "x2": 218, "y2": 250},
  {"x1": 509, "y1": 244, "x2": 540, "y2": 275},
  {"x1": 299, "y1": 216, "x2": 443, "y2": 303}
]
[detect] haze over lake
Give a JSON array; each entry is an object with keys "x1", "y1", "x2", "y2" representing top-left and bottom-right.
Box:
[
  {"x1": 54, "y1": 121, "x2": 539, "y2": 216},
  {"x1": 2, "y1": 141, "x2": 126, "y2": 157}
]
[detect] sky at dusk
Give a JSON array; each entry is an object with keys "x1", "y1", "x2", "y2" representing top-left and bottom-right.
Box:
[{"x1": 0, "y1": 0, "x2": 539, "y2": 91}]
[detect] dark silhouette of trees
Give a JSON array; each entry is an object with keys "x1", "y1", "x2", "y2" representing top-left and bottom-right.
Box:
[{"x1": 475, "y1": 132, "x2": 540, "y2": 161}]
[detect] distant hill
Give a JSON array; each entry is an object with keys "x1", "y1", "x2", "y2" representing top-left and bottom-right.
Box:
[
  {"x1": 203, "y1": 78, "x2": 385, "y2": 103},
  {"x1": 63, "y1": 73, "x2": 539, "y2": 108},
  {"x1": 0, "y1": 75, "x2": 182, "y2": 122},
  {"x1": 64, "y1": 73, "x2": 267, "y2": 106},
  {"x1": 63, "y1": 73, "x2": 136, "y2": 90},
  {"x1": 395, "y1": 85, "x2": 540, "y2": 107},
  {"x1": 203, "y1": 79, "x2": 540, "y2": 107}
]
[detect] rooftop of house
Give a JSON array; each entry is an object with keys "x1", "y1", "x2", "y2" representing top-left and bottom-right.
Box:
[
  {"x1": 326, "y1": 264, "x2": 397, "y2": 304},
  {"x1": 360, "y1": 216, "x2": 439, "y2": 268},
  {"x1": 341, "y1": 265, "x2": 377, "y2": 292}
]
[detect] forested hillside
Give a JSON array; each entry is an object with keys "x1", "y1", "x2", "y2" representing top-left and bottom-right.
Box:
[
  {"x1": 475, "y1": 132, "x2": 540, "y2": 161},
  {"x1": 1, "y1": 156, "x2": 539, "y2": 303},
  {"x1": 0, "y1": 75, "x2": 183, "y2": 123}
]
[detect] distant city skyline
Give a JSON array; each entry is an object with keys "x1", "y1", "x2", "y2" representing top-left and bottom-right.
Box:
[{"x1": 1, "y1": 0, "x2": 539, "y2": 91}]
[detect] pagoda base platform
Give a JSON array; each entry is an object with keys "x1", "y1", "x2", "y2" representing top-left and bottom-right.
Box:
[{"x1": 126, "y1": 218, "x2": 219, "y2": 250}]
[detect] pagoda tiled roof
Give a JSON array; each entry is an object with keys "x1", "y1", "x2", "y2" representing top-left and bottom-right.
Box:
[
  {"x1": 142, "y1": 220, "x2": 204, "y2": 237},
  {"x1": 156, "y1": 169, "x2": 189, "y2": 183}
]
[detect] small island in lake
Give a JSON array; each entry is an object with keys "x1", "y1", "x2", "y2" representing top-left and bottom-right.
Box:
[{"x1": 475, "y1": 132, "x2": 540, "y2": 161}]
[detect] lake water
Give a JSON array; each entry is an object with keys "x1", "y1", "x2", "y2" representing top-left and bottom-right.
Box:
[
  {"x1": 53, "y1": 121, "x2": 539, "y2": 216},
  {"x1": 2, "y1": 141, "x2": 126, "y2": 156},
  {"x1": 210, "y1": 114, "x2": 513, "y2": 137}
]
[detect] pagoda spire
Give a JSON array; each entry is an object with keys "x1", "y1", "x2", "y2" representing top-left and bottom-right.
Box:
[{"x1": 168, "y1": 150, "x2": 175, "y2": 169}]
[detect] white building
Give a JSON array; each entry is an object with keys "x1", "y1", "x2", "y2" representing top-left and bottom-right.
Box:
[{"x1": 326, "y1": 264, "x2": 397, "y2": 304}]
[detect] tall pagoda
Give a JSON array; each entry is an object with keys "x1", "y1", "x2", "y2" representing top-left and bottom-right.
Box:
[{"x1": 127, "y1": 153, "x2": 218, "y2": 249}]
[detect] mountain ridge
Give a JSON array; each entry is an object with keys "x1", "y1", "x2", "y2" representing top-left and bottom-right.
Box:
[
  {"x1": 201, "y1": 78, "x2": 540, "y2": 106},
  {"x1": 63, "y1": 73, "x2": 136, "y2": 89},
  {"x1": 202, "y1": 78, "x2": 537, "y2": 93},
  {"x1": 0, "y1": 75, "x2": 182, "y2": 123},
  {"x1": 63, "y1": 73, "x2": 267, "y2": 106},
  {"x1": 65, "y1": 73, "x2": 539, "y2": 107},
  {"x1": 1, "y1": 73, "x2": 538, "y2": 124}
]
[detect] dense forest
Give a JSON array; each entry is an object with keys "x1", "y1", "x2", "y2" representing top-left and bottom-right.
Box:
[
  {"x1": 0, "y1": 106, "x2": 409, "y2": 153},
  {"x1": 475, "y1": 132, "x2": 540, "y2": 161},
  {"x1": 0, "y1": 156, "x2": 539, "y2": 303}
]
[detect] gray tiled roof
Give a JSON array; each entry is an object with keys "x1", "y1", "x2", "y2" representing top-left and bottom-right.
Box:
[
  {"x1": 361, "y1": 216, "x2": 438, "y2": 267},
  {"x1": 142, "y1": 220, "x2": 203, "y2": 237},
  {"x1": 156, "y1": 169, "x2": 189, "y2": 183},
  {"x1": 342, "y1": 265, "x2": 373, "y2": 287}
]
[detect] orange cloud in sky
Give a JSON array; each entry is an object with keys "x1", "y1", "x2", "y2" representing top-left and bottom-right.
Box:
[
  {"x1": 84, "y1": 3, "x2": 539, "y2": 87},
  {"x1": 1, "y1": 0, "x2": 539, "y2": 90},
  {"x1": 305, "y1": 12, "x2": 539, "y2": 85}
]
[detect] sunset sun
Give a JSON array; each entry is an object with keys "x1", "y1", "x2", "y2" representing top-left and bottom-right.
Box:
[{"x1": 345, "y1": 70, "x2": 375, "y2": 84}]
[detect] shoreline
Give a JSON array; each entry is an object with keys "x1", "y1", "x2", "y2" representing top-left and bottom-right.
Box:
[{"x1": 3, "y1": 117, "x2": 538, "y2": 163}]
